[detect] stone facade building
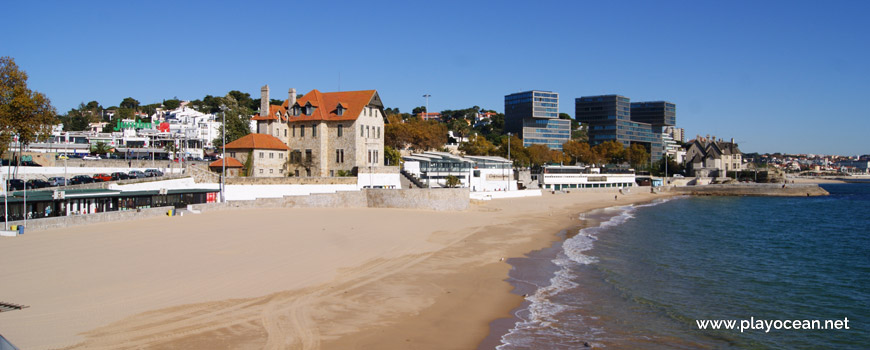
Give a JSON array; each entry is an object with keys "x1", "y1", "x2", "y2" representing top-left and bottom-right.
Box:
[
  {"x1": 252, "y1": 86, "x2": 385, "y2": 177},
  {"x1": 684, "y1": 136, "x2": 744, "y2": 177},
  {"x1": 220, "y1": 133, "x2": 290, "y2": 177}
]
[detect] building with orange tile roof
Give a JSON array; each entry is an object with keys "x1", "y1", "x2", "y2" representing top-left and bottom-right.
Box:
[
  {"x1": 254, "y1": 85, "x2": 385, "y2": 177},
  {"x1": 220, "y1": 133, "x2": 290, "y2": 177},
  {"x1": 208, "y1": 157, "x2": 244, "y2": 177}
]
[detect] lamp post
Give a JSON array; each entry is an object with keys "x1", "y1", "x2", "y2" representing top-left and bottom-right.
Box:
[
  {"x1": 423, "y1": 94, "x2": 431, "y2": 119},
  {"x1": 220, "y1": 106, "x2": 227, "y2": 203}
]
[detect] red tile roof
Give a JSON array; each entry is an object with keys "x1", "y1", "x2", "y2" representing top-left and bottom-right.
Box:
[
  {"x1": 252, "y1": 105, "x2": 288, "y2": 121},
  {"x1": 223, "y1": 133, "x2": 290, "y2": 151},
  {"x1": 281, "y1": 89, "x2": 378, "y2": 122},
  {"x1": 208, "y1": 156, "x2": 244, "y2": 168}
]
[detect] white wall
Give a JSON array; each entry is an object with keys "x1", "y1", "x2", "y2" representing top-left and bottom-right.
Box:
[
  {"x1": 357, "y1": 173, "x2": 401, "y2": 189},
  {"x1": 470, "y1": 189, "x2": 542, "y2": 201},
  {"x1": 224, "y1": 184, "x2": 359, "y2": 201}
]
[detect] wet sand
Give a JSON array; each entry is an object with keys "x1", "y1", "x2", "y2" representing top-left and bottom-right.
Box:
[{"x1": 0, "y1": 190, "x2": 666, "y2": 349}]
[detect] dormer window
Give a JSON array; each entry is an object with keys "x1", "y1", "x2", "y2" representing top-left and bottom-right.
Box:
[
  {"x1": 304, "y1": 102, "x2": 315, "y2": 116},
  {"x1": 336, "y1": 104, "x2": 345, "y2": 116},
  {"x1": 291, "y1": 106, "x2": 300, "y2": 116}
]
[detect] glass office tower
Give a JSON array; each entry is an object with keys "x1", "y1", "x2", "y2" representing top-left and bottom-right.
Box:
[
  {"x1": 575, "y1": 95, "x2": 675, "y2": 162},
  {"x1": 504, "y1": 90, "x2": 570, "y2": 150}
]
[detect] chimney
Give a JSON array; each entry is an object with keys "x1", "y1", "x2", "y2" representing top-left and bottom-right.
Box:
[
  {"x1": 260, "y1": 85, "x2": 270, "y2": 117},
  {"x1": 731, "y1": 138, "x2": 734, "y2": 144},
  {"x1": 288, "y1": 88, "x2": 296, "y2": 106}
]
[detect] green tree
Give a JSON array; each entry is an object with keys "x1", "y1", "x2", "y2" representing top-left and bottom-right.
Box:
[
  {"x1": 120, "y1": 97, "x2": 140, "y2": 110},
  {"x1": 445, "y1": 175, "x2": 460, "y2": 188},
  {"x1": 654, "y1": 155, "x2": 684, "y2": 177},
  {"x1": 384, "y1": 145, "x2": 403, "y2": 166},
  {"x1": 60, "y1": 104, "x2": 92, "y2": 131},
  {"x1": 447, "y1": 118, "x2": 471, "y2": 141},
  {"x1": 459, "y1": 134, "x2": 496, "y2": 156},
  {"x1": 0, "y1": 56, "x2": 58, "y2": 157},
  {"x1": 242, "y1": 150, "x2": 254, "y2": 177},
  {"x1": 90, "y1": 141, "x2": 112, "y2": 156},
  {"x1": 562, "y1": 140, "x2": 596, "y2": 165},
  {"x1": 627, "y1": 144, "x2": 650, "y2": 169},
  {"x1": 162, "y1": 98, "x2": 181, "y2": 110},
  {"x1": 213, "y1": 94, "x2": 252, "y2": 147}
]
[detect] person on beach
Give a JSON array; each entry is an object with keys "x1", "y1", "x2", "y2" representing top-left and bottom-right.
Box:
[{"x1": 614, "y1": 195, "x2": 618, "y2": 200}]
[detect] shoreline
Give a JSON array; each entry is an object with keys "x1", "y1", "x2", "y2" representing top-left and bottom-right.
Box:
[
  {"x1": 0, "y1": 190, "x2": 669, "y2": 349},
  {"x1": 322, "y1": 191, "x2": 671, "y2": 350}
]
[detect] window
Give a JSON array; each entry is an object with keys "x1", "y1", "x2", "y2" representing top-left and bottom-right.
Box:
[
  {"x1": 269, "y1": 152, "x2": 274, "y2": 159},
  {"x1": 336, "y1": 149, "x2": 344, "y2": 163},
  {"x1": 284, "y1": 129, "x2": 287, "y2": 137},
  {"x1": 305, "y1": 149, "x2": 312, "y2": 162},
  {"x1": 312, "y1": 124, "x2": 317, "y2": 137},
  {"x1": 279, "y1": 153, "x2": 283, "y2": 159},
  {"x1": 377, "y1": 126, "x2": 380, "y2": 138},
  {"x1": 295, "y1": 170, "x2": 299, "y2": 176},
  {"x1": 337, "y1": 105, "x2": 344, "y2": 116},
  {"x1": 230, "y1": 152, "x2": 236, "y2": 158},
  {"x1": 366, "y1": 126, "x2": 370, "y2": 138},
  {"x1": 292, "y1": 106, "x2": 300, "y2": 116},
  {"x1": 306, "y1": 168, "x2": 311, "y2": 176},
  {"x1": 292, "y1": 125, "x2": 296, "y2": 137},
  {"x1": 360, "y1": 125, "x2": 364, "y2": 137},
  {"x1": 259, "y1": 152, "x2": 264, "y2": 159},
  {"x1": 338, "y1": 124, "x2": 343, "y2": 137},
  {"x1": 300, "y1": 126, "x2": 305, "y2": 137},
  {"x1": 259, "y1": 169, "x2": 263, "y2": 174}
]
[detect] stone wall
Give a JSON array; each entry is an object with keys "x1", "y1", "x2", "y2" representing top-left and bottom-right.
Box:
[
  {"x1": 189, "y1": 188, "x2": 469, "y2": 212},
  {"x1": 365, "y1": 188, "x2": 469, "y2": 211},
  {"x1": 5, "y1": 206, "x2": 177, "y2": 232},
  {"x1": 662, "y1": 183, "x2": 828, "y2": 197}
]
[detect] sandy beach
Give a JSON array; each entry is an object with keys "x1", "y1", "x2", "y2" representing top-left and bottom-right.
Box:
[{"x1": 0, "y1": 190, "x2": 665, "y2": 349}]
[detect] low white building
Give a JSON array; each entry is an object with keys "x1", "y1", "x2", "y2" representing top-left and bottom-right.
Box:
[
  {"x1": 402, "y1": 152, "x2": 517, "y2": 191},
  {"x1": 535, "y1": 165, "x2": 635, "y2": 191}
]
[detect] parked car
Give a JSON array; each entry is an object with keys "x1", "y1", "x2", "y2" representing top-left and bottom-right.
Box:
[
  {"x1": 69, "y1": 175, "x2": 96, "y2": 185},
  {"x1": 82, "y1": 155, "x2": 101, "y2": 160},
  {"x1": 56, "y1": 154, "x2": 69, "y2": 160},
  {"x1": 128, "y1": 170, "x2": 146, "y2": 179},
  {"x1": 48, "y1": 176, "x2": 68, "y2": 186},
  {"x1": 26, "y1": 179, "x2": 51, "y2": 189},
  {"x1": 93, "y1": 173, "x2": 113, "y2": 182},
  {"x1": 111, "y1": 172, "x2": 130, "y2": 181},
  {"x1": 144, "y1": 169, "x2": 164, "y2": 177},
  {"x1": 6, "y1": 179, "x2": 28, "y2": 191}
]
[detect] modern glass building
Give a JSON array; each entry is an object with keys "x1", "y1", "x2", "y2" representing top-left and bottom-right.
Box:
[
  {"x1": 505, "y1": 90, "x2": 570, "y2": 150},
  {"x1": 575, "y1": 95, "x2": 676, "y2": 162}
]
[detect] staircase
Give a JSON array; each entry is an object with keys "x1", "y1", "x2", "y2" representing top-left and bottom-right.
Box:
[{"x1": 400, "y1": 169, "x2": 426, "y2": 189}]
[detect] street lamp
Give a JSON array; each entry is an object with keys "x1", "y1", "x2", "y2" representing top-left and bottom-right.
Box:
[
  {"x1": 220, "y1": 105, "x2": 227, "y2": 203},
  {"x1": 423, "y1": 94, "x2": 431, "y2": 119}
]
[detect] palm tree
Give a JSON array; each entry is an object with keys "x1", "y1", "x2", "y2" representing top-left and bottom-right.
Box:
[{"x1": 91, "y1": 141, "x2": 111, "y2": 156}]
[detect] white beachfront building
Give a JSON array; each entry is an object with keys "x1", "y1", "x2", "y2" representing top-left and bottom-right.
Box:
[
  {"x1": 402, "y1": 152, "x2": 517, "y2": 191},
  {"x1": 534, "y1": 165, "x2": 636, "y2": 191}
]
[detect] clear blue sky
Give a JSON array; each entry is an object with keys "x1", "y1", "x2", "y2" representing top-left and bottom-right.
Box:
[{"x1": 3, "y1": 0, "x2": 868, "y2": 155}]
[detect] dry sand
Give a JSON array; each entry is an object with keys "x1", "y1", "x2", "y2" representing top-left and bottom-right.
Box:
[{"x1": 0, "y1": 190, "x2": 667, "y2": 349}]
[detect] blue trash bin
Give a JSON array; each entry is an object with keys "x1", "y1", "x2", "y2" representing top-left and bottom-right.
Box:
[{"x1": 17, "y1": 225, "x2": 24, "y2": 235}]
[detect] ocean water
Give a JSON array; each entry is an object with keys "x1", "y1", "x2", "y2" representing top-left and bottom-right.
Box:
[{"x1": 492, "y1": 184, "x2": 870, "y2": 349}]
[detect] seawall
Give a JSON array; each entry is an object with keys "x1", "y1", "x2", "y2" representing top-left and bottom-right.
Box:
[{"x1": 662, "y1": 183, "x2": 829, "y2": 197}]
